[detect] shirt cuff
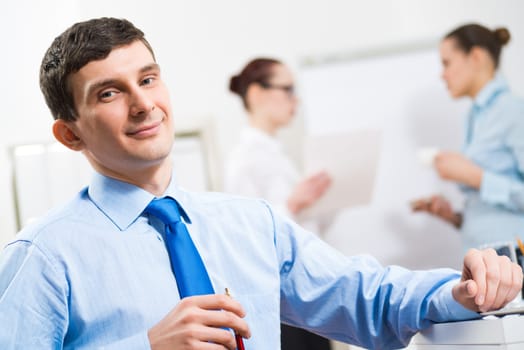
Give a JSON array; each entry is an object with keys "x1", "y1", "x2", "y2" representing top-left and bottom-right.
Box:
[
  {"x1": 480, "y1": 171, "x2": 510, "y2": 206},
  {"x1": 430, "y1": 279, "x2": 480, "y2": 323}
]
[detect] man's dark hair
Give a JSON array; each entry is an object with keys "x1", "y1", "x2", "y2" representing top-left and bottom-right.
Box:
[{"x1": 40, "y1": 17, "x2": 155, "y2": 121}]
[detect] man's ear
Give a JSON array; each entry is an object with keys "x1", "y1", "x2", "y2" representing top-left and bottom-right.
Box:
[{"x1": 52, "y1": 119, "x2": 85, "y2": 151}]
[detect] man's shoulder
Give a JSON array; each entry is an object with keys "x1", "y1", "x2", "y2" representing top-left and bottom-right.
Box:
[
  {"x1": 177, "y1": 190, "x2": 278, "y2": 222},
  {"x1": 13, "y1": 188, "x2": 94, "y2": 244},
  {"x1": 182, "y1": 190, "x2": 271, "y2": 210}
]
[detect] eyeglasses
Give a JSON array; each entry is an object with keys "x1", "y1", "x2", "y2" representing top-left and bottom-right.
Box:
[{"x1": 259, "y1": 82, "x2": 295, "y2": 96}]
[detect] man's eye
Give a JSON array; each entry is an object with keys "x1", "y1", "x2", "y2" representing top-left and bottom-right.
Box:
[
  {"x1": 142, "y1": 77, "x2": 154, "y2": 85},
  {"x1": 100, "y1": 91, "x2": 115, "y2": 99}
]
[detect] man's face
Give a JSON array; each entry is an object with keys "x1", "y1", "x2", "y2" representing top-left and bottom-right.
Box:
[{"x1": 65, "y1": 40, "x2": 174, "y2": 181}]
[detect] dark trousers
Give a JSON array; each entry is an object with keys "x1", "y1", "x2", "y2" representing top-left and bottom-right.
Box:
[{"x1": 281, "y1": 324, "x2": 331, "y2": 350}]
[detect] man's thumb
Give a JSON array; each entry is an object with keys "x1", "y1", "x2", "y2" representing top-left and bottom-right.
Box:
[{"x1": 452, "y1": 280, "x2": 479, "y2": 305}]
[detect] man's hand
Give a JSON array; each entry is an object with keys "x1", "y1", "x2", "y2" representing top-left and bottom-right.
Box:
[
  {"x1": 148, "y1": 294, "x2": 251, "y2": 350},
  {"x1": 452, "y1": 248, "x2": 523, "y2": 312}
]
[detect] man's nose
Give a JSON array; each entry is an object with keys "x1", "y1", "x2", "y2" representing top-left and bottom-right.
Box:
[{"x1": 129, "y1": 88, "x2": 154, "y2": 117}]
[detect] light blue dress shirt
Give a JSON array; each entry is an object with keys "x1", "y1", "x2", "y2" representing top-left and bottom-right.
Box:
[
  {"x1": 460, "y1": 75, "x2": 524, "y2": 250},
  {"x1": 0, "y1": 171, "x2": 477, "y2": 349}
]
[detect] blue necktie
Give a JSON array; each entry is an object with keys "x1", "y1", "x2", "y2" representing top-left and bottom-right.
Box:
[{"x1": 145, "y1": 197, "x2": 215, "y2": 298}]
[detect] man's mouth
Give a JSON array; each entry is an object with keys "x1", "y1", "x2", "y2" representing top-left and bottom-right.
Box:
[{"x1": 126, "y1": 120, "x2": 162, "y2": 138}]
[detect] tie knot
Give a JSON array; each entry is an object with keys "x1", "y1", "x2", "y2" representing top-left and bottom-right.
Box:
[{"x1": 145, "y1": 197, "x2": 182, "y2": 225}]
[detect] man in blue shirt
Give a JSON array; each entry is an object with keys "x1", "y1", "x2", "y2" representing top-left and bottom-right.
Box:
[{"x1": 0, "y1": 17, "x2": 522, "y2": 350}]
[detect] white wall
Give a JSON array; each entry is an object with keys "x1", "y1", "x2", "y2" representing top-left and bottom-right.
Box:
[{"x1": 1, "y1": 0, "x2": 523, "y2": 259}]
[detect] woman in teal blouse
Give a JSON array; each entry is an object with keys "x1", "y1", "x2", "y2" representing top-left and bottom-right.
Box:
[{"x1": 413, "y1": 23, "x2": 524, "y2": 251}]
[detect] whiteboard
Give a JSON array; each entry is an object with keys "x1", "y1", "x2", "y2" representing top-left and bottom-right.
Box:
[
  {"x1": 298, "y1": 45, "x2": 471, "y2": 269},
  {"x1": 11, "y1": 132, "x2": 211, "y2": 230}
]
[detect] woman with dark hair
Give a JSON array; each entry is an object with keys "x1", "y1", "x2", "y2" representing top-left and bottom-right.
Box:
[
  {"x1": 225, "y1": 58, "x2": 331, "y2": 224},
  {"x1": 225, "y1": 58, "x2": 332, "y2": 350},
  {"x1": 412, "y1": 24, "x2": 524, "y2": 251}
]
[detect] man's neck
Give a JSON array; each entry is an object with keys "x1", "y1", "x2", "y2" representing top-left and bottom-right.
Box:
[{"x1": 91, "y1": 158, "x2": 173, "y2": 196}]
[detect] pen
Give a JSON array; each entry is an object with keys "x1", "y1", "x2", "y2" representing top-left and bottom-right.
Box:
[
  {"x1": 517, "y1": 237, "x2": 524, "y2": 256},
  {"x1": 225, "y1": 288, "x2": 246, "y2": 350}
]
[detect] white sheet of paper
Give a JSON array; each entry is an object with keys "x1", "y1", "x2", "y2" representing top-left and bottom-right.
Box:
[
  {"x1": 417, "y1": 147, "x2": 439, "y2": 167},
  {"x1": 299, "y1": 129, "x2": 382, "y2": 218}
]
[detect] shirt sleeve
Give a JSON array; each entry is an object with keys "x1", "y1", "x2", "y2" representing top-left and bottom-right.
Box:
[
  {"x1": 98, "y1": 332, "x2": 151, "y2": 349},
  {"x1": 0, "y1": 241, "x2": 68, "y2": 349},
  {"x1": 271, "y1": 208, "x2": 479, "y2": 349},
  {"x1": 479, "y1": 99, "x2": 524, "y2": 212},
  {"x1": 0, "y1": 241, "x2": 153, "y2": 350}
]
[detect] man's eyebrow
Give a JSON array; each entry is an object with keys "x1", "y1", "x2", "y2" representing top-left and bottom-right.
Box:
[
  {"x1": 86, "y1": 78, "x2": 118, "y2": 98},
  {"x1": 140, "y1": 63, "x2": 161, "y2": 73},
  {"x1": 85, "y1": 63, "x2": 161, "y2": 98}
]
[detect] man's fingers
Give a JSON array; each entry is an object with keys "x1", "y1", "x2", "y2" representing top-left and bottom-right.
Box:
[
  {"x1": 451, "y1": 279, "x2": 479, "y2": 311},
  {"x1": 463, "y1": 249, "x2": 487, "y2": 305},
  {"x1": 177, "y1": 294, "x2": 250, "y2": 336},
  {"x1": 180, "y1": 324, "x2": 237, "y2": 349},
  {"x1": 482, "y1": 252, "x2": 502, "y2": 311},
  {"x1": 181, "y1": 295, "x2": 251, "y2": 338},
  {"x1": 149, "y1": 294, "x2": 251, "y2": 349},
  {"x1": 506, "y1": 263, "x2": 524, "y2": 304},
  {"x1": 455, "y1": 280, "x2": 477, "y2": 298},
  {"x1": 458, "y1": 248, "x2": 523, "y2": 312},
  {"x1": 202, "y1": 321, "x2": 248, "y2": 349},
  {"x1": 183, "y1": 294, "x2": 245, "y2": 317},
  {"x1": 465, "y1": 279, "x2": 478, "y2": 297},
  {"x1": 207, "y1": 309, "x2": 251, "y2": 339},
  {"x1": 490, "y1": 255, "x2": 513, "y2": 310}
]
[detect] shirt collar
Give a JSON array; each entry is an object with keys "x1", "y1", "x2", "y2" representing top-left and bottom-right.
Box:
[
  {"x1": 473, "y1": 74, "x2": 509, "y2": 109},
  {"x1": 160, "y1": 178, "x2": 192, "y2": 224},
  {"x1": 88, "y1": 170, "x2": 191, "y2": 230}
]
